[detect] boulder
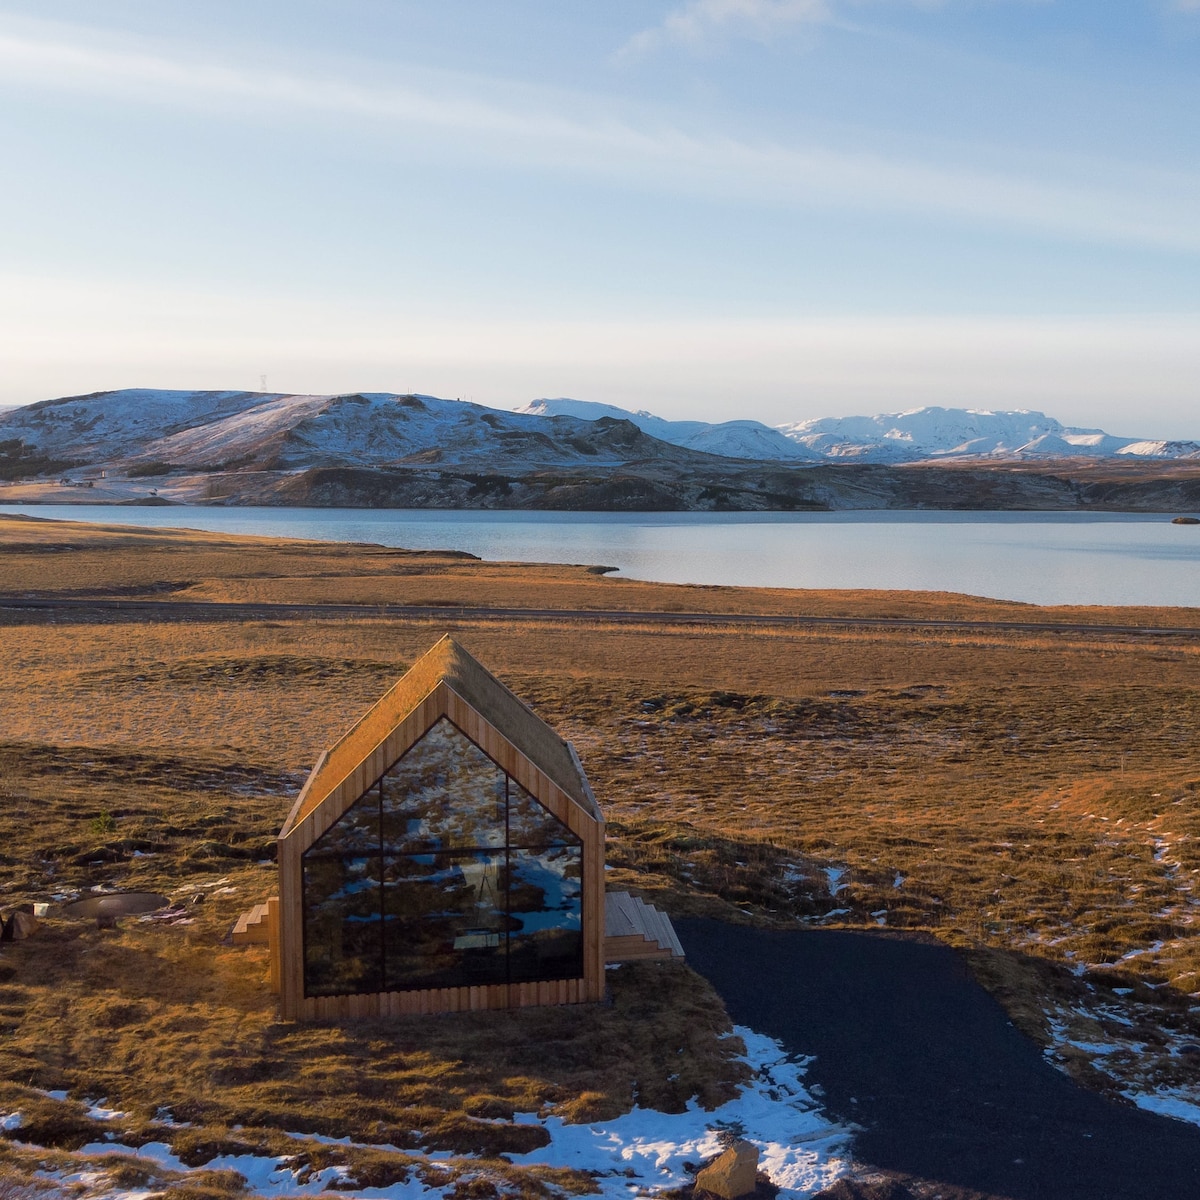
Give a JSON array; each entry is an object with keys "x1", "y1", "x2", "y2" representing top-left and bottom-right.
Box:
[
  {"x1": 695, "y1": 1140, "x2": 760, "y2": 1199},
  {"x1": 0, "y1": 911, "x2": 39, "y2": 941},
  {"x1": 9, "y1": 911, "x2": 38, "y2": 940}
]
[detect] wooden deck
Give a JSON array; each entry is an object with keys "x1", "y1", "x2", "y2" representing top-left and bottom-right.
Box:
[{"x1": 603, "y1": 890, "x2": 684, "y2": 962}]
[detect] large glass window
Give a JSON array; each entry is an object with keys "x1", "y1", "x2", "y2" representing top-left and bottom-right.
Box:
[{"x1": 302, "y1": 719, "x2": 583, "y2": 997}]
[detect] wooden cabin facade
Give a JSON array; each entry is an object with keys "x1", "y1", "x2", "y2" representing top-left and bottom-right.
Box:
[{"x1": 269, "y1": 636, "x2": 607, "y2": 1019}]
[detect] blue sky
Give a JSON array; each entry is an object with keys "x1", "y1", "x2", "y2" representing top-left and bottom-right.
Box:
[{"x1": 2, "y1": 1, "x2": 1199, "y2": 437}]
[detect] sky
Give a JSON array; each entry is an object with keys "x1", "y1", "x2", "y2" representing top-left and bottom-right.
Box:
[{"x1": 1, "y1": 1, "x2": 1199, "y2": 438}]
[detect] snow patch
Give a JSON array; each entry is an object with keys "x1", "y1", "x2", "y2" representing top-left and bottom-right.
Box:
[
  {"x1": 513, "y1": 1027, "x2": 848, "y2": 1196},
  {"x1": 823, "y1": 867, "x2": 848, "y2": 896},
  {"x1": 1123, "y1": 1090, "x2": 1200, "y2": 1128}
]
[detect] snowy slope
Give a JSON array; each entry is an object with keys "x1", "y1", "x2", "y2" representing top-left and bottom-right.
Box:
[
  {"x1": 0, "y1": 390, "x2": 274, "y2": 460},
  {"x1": 0, "y1": 390, "x2": 705, "y2": 473},
  {"x1": 519, "y1": 398, "x2": 818, "y2": 460},
  {"x1": 143, "y1": 392, "x2": 701, "y2": 470},
  {"x1": 1117, "y1": 439, "x2": 1200, "y2": 458}
]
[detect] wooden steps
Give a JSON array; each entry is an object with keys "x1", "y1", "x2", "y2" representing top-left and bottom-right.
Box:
[
  {"x1": 604, "y1": 891, "x2": 684, "y2": 962},
  {"x1": 232, "y1": 901, "x2": 272, "y2": 945}
]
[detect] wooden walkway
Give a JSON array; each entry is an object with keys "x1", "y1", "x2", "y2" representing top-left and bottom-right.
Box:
[{"x1": 603, "y1": 890, "x2": 684, "y2": 962}]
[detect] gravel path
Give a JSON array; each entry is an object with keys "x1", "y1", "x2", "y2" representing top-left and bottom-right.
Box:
[
  {"x1": 676, "y1": 918, "x2": 1200, "y2": 1200},
  {"x1": 1, "y1": 594, "x2": 1200, "y2": 638}
]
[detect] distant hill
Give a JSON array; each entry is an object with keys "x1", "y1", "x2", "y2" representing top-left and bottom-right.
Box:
[
  {"x1": 2, "y1": 388, "x2": 1198, "y2": 512},
  {"x1": 0, "y1": 389, "x2": 714, "y2": 473},
  {"x1": 517, "y1": 398, "x2": 817, "y2": 461}
]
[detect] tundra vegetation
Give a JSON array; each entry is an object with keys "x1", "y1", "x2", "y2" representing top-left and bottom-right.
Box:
[{"x1": 0, "y1": 514, "x2": 1197, "y2": 1196}]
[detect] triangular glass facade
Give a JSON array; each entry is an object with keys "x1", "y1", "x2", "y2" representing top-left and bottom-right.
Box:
[{"x1": 302, "y1": 718, "x2": 583, "y2": 997}]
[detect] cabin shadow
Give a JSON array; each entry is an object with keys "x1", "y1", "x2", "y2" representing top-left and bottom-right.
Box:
[{"x1": 677, "y1": 918, "x2": 1200, "y2": 1200}]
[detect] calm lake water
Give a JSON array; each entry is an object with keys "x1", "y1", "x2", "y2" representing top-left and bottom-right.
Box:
[{"x1": 5, "y1": 504, "x2": 1199, "y2": 608}]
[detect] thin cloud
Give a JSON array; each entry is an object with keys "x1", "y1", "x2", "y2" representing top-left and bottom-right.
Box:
[
  {"x1": 0, "y1": 22, "x2": 1198, "y2": 255},
  {"x1": 617, "y1": 0, "x2": 1044, "y2": 57},
  {"x1": 619, "y1": 0, "x2": 833, "y2": 58}
]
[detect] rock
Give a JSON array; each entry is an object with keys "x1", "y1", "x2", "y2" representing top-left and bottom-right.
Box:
[
  {"x1": 695, "y1": 1140, "x2": 760, "y2": 1199},
  {"x1": 9, "y1": 911, "x2": 38, "y2": 940}
]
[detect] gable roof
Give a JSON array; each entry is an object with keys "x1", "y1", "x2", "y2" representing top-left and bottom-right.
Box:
[{"x1": 282, "y1": 635, "x2": 598, "y2": 835}]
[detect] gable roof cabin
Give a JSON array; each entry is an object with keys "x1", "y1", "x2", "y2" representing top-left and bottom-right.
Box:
[{"x1": 267, "y1": 635, "x2": 609, "y2": 1019}]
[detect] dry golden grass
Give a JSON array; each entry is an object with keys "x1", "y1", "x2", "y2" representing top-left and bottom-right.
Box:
[
  {"x1": 1, "y1": 513, "x2": 1199, "y2": 1155},
  {"x1": 0, "y1": 735, "x2": 745, "y2": 1189}
]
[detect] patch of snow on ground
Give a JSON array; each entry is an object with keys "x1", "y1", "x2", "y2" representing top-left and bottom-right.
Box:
[
  {"x1": 76, "y1": 1141, "x2": 353, "y2": 1196},
  {"x1": 514, "y1": 1026, "x2": 848, "y2": 1198},
  {"x1": 816, "y1": 909, "x2": 852, "y2": 921},
  {"x1": 85, "y1": 1099, "x2": 129, "y2": 1121},
  {"x1": 1123, "y1": 1090, "x2": 1200, "y2": 1128},
  {"x1": 1045, "y1": 1011, "x2": 1200, "y2": 1130},
  {"x1": 823, "y1": 867, "x2": 847, "y2": 896}
]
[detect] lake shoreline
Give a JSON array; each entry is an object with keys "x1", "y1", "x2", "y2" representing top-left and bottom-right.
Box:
[{"x1": 1, "y1": 504, "x2": 1196, "y2": 608}]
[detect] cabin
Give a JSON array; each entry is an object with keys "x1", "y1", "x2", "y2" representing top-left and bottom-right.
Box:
[{"x1": 237, "y1": 635, "x2": 680, "y2": 1019}]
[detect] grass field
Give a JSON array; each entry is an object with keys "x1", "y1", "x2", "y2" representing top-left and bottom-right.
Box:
[{"x1": 0, "y1": 514, "x2": 1198, "y2": 1195}]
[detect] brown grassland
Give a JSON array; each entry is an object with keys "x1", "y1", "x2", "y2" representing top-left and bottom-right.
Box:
[{"x1": 0, "y1": 513, "x2": 1198, "y2": 1195}]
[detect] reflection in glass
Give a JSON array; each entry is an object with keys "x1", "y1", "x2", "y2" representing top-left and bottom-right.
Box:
[
  {"x1": 380, "y1": 720, "x2": 505, "y2": 851},
  {"x1": 313, "y1": 789, "x2": 380, "y2": 854},
  {"x1": 507, "y1": 846, "x2": 583, "y2": 983},
  {"x1": 383, "y1": 853, "x2": 508, "y2": 989},
  {"x1": 303, "y1": 855, "x2": 382, "y2": 996},
  {"x1": 302, "y1": 718, "x2": 587, "y2": 998},
  {"x1": 509, "y1": 776, "x2": 580, "y2": 848}
]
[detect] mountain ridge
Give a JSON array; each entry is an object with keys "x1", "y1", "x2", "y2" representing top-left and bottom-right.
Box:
[
  {"x1": 520, "y1": 398, "x2": 1200, "y2": 463},
  {"x1": 2, "y1": 388, "x2": 1199, "y2": 513}
]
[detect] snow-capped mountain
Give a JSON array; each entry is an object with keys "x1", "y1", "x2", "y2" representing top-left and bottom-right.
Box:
[
  {"x1": 3, "y1": 391, "x2": 1197, "y2": 479},
  {"x1": 523, "y1": 399, "x2": 1200, "y2": 462},
  {"x1": 0, "y1": 389, "x2": 707, "y2": 473},
  {"x1": 518, "y1": 398, "x2": 818, "y2": 461},
  {"x1": 777, "y1": 407, "x2": 1200, "y2": 461}
]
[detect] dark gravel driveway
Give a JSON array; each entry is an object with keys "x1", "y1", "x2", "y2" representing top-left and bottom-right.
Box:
[{"x1": 676, "y1": 918, "x2": 1200, "y2": 1200}]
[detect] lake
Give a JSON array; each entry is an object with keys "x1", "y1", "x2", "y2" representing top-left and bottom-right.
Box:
[{"x1": 4, "y1": 505, "x2": 1198, "y2": 608}]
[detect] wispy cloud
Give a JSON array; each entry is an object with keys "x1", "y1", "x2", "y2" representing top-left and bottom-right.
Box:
[
  {"x1": 619, "y1": 0, "x2": 833, "y2": 58},
  {"x1": 0, "y1": 21, "x2": 1197, "y2": 255},
  {"x1": 616, "y1": 1, "x2": 1049, "y2": 57}
]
